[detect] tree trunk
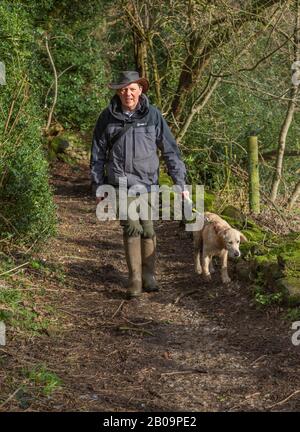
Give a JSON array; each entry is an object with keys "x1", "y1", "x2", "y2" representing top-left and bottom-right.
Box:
[
  {"x1": 133, "y1": 32, "x2": 149, "y2": 79},
  {"x1": 270, "y1": 0, "x2": 300, "y2": 202},
  {"x1": 170, "y1": 42, "x2": 211, "y2": 122},
  {"x1": 269, "y1": 87, "x2": 299, "y2": 202},
  {"x1": 125, "y1": 0, "x2": 149, "y2": 79},
  {"x1": 287, "y1": 180, "x2": 300, "y2": 209},
  {"x1": 148, "y1": 37, "x2": 161, "y2": 107},
  {"x1": 248, "y1": 135, "x2": 260, "y2": 214}
]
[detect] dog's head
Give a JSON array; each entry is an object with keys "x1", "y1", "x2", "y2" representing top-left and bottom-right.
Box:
[{"x1": 214, "y1": 223, "x2": 247, "y2": 258}]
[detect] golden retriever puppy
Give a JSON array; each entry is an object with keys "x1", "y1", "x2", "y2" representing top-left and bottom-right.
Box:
[{"x1": 193, "y1": 212, "x2": 247, "y2": 284}]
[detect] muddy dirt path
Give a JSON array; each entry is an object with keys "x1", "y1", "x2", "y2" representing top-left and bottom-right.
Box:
[{"x1": 3, "y1": 162, "x2": 300, "y2": 412}]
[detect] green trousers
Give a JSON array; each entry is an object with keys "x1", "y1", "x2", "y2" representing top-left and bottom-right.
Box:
[{"x1": 118, "y1": 193, "x2": 156, "y2": 238}]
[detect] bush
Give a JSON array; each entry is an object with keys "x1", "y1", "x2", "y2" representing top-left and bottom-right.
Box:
[{"x1": 0, "y1": 1, "x2": 56, "y2": 244}]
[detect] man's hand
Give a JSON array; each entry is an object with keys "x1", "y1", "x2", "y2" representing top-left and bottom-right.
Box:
[
  {"x1": 182, "y1": 190, "x2": 190, "y2": 200},
  {"x1": 96, "y1": 191, "x2": 108, "y2": 204}
]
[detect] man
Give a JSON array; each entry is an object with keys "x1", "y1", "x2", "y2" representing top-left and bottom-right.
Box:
[{"x1": 90, "y1": 71, "x2": 188, "y2": 299}]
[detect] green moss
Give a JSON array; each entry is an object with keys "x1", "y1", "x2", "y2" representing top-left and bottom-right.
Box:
[
  {"x1": 242, "y1": 230, "x2": 300, "y2": 307},
  {"x1": 241, "y1": 227, "x2": 266, "y2": 242},
  {"x1": 255, "y1": 255, "x2": 277, "y2": 266},
  {"x1": 284, "y1": 307, "x2": 300, "y2": 322},
  {"x1": 220, "y1": 212, "x2": 266, "y2": 241},
  {"x1": 57, "y1": 153, "x2": 77, "y2": 166},
  {"x1": 159, "y1": 169, "x2": 174, "y2": 187},
  {"x1": 203, "y1": 191, "x2": 216, "y2": 211},
  {"x1": 221, "y1": 205, "x2": 245, "y2": 223},
  {"x1": 276, "y1": 277, "x2": 300, "y2": 306},
  {"x1": 60, "y1": 132, "x2": 88, "y2": 151}
]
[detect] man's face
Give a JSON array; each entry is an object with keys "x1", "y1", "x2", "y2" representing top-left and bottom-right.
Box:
[{"x1": 117, "y1": 83, "x2": 142, "y2": 111}]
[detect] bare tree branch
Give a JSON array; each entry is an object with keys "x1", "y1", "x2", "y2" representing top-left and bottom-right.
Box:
[{"x1": 45, "y1": 34, "x2": 58, "y2": 134}]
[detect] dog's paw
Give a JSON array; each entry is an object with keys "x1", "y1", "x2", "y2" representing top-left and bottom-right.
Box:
[
  {"x1": 195, "y1": 266, "x2": 202, "y2": 275},
  {"x1": 203, "y1": 273, "x2": 212, "y2": 282},
  {"x1": 222, "y1": 276, "x2": 231, "y2": 284}
]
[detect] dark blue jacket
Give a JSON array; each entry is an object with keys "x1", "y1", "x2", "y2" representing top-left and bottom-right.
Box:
[{"x1": 90, "y1": 94, "x2": 186, "y2": 193}]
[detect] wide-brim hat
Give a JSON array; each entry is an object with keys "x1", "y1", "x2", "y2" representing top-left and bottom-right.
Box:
[{"x1": 108, "y1": 71, "x2": 149, "y2": 93}]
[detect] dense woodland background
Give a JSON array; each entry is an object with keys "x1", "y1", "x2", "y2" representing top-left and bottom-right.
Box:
[
  {"x1": 1, "y1": 1, "x2": 300, "y2": 411},
  {"x1": 0, "y1": 0, "x2": 300, "y2": 244}
]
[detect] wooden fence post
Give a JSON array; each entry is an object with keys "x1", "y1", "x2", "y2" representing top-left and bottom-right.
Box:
[{"x1": 248, "y1": 135, "x2": 260, "y2": 214}]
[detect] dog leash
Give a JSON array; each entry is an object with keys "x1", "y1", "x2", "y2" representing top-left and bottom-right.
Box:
[{"x1": 184, "y1": 197, "x2": 210, "y2": 224}]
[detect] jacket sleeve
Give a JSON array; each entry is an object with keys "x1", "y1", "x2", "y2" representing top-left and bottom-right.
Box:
[
  {"x1": 90, "y1": 109, "x2": 109, "y2": 194},
  {"x1": 155, "y1": 109, "x2": 187, "y2": 188}
]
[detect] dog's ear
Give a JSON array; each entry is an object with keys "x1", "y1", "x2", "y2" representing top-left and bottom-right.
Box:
[
  {"x1": 213, "y1": 222, "x2": 227, "y2": 237},
  {"x1": 240, "y1": 232, "x2": 248, "y2": 243}
]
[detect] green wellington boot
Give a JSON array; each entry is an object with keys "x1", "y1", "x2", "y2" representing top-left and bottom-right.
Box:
[
  {"x1": 123, "y1": 234, "x2": 143, "y2": 299},
  {"x1": 141, "y1": 236, "x2": 159, "y2": 292}
]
